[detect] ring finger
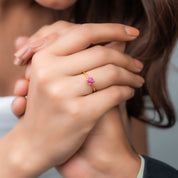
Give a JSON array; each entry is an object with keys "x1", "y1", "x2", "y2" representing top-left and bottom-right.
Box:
[{"x1": 60, "y1": 64, "x2": 144, "y2": 97}]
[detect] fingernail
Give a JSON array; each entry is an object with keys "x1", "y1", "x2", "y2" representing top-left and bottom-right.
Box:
[
  {"x1": 136, "y1": 75, "x2": 145, "y2": 85},
  {"x1": 125, "y1": 26, "x2": 140, "y2": 37},
  {"x1": 134, "y1": 59, "x2": 144, "y2": 70},
  {"x1": 29, "y1": 38, "x2": 48, "y2": 50}
]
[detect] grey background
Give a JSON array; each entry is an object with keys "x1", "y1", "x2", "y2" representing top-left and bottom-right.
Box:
[{"x1": 147, "y1": 41, "x2": 178, "y2": 169}]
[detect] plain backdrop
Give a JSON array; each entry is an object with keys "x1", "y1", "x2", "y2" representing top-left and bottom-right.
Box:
[{"x1": 147, "y1": 41, "x2": 178, "y2": 170}]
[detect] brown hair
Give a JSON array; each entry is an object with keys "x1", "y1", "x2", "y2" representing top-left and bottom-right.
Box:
[
  {"x1": 31, "y1": 0, "x2": 178, "y2": 127},
  {"x1": 70, "y1": 0, "x2": 178, "y2": 128}
]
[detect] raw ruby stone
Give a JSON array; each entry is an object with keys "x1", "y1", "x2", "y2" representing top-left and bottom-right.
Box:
[{"x1": 87, "y1": 77, "x2": 94, "y2": 84}]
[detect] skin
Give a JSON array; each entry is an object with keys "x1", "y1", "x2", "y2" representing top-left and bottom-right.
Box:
[
  {"x1": 12, "y1": 21, "x2": 143, "y2": 178},
  {"x1": 0, "y1": 22, "x2": 143, "y2": 177},
  {"x1": 0, "y1": 0, "x2": 147, "y2": 177}
]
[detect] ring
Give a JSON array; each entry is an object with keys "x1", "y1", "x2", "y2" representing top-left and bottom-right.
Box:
[{"x1": 82, "y1": 71, "x2": 96, "y2": 93}]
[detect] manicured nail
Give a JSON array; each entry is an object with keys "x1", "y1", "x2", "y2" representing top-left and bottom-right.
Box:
[
  {"x1": 29, "y1": 38, "x2": 48, "y2": 50},
  {"x1": 134, "y1": 59, "x2": 144, "y2": 70},
  {"x1": 125, "y1": 26, "x2": 140, "y2": 37}
]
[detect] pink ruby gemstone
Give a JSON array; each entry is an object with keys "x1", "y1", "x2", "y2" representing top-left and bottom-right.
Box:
[{"x1": 87, "y1": 77, "x2": 94, "y2": 84}]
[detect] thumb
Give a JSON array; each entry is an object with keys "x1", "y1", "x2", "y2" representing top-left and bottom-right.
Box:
[{"x1": 11, "y1": 96, "x2": 26, "y2": 118}]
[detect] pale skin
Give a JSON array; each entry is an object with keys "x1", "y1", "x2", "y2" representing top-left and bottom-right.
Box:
[
  {"x1": 11, "y1": 21, "x2": 143, "y2": 178},
  {"x1": 0, "y1": 0, "x2": 147, "y2": 177}
]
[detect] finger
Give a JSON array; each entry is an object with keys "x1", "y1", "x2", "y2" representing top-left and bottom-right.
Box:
[
  {"x1": 11, "y1": 97, "x2": 27, "y2": 118},
  {"x1": 79, "y1": 85, "x2": 134, "y2": 122},
  {"x1": 47, "y1": 23, "x2": 139, "y2": 56},
  {"x1": 28, "y1": 21, "x2": 75, "y2": 42},
  {"x1": 14, "y1": 79, "x2": 29, "y2": 96},
  {"x1": 57, "y1": 46, "x2": 143, "y2": 75},
  {"x1": 17, "y1": 42, "x2": 126, "y2": 82},
  {"x1": 14, "y1": 21, "x2": 75, "y2": 66},
  {"x1": 71, "y1": 64, "x2": 144, "y2": 96},
  {"x1": 14, "y1": 36, "x2": 53, "y2": 66}
]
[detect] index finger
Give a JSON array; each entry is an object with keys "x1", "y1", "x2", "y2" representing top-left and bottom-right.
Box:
[{"x1": 46, "y1": 23, "x2": 139, "y2": 56}]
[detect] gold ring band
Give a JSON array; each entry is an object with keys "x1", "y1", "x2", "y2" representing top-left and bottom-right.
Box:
[{"x1": 82, "y1": 71, "x2": 96, "y2": 92}]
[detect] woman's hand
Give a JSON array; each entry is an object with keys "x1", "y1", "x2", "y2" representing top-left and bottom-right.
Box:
[
  {"x1": 12, "y1": 21, "x2": 143, "y2": 117},
  {"x1": 13, "y1": 84, "x2": 141, "y2": 178},
  {"x1": 10, "y1": 22, "x2": 144, "y2": 177},
  {"x1": 13, "y1": 21, "x2": 140, "y2": 66}
]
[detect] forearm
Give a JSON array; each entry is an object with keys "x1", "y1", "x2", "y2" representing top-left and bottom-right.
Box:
[{"x1": 0, "y1": 121, "x2": 48, "y2": 178}]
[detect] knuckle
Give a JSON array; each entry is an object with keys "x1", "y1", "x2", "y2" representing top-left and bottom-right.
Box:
[
  {"x1": 66, "y1": 101, "x2": 82, "y2": 120},
  {"x1": 78, "y1": 24, "x2": 93, "y2": 38},
  {"x1": 36, "y1": 84, "x2": 65, "y2": 111},
  {"x1": 54, "y1": 20, "x2": 67, "y2": 26},
  {"x1": 32, "y1": 53, "x2": 49, "y2": 85},
  {"x1": 35, "y1": 67, "x2": 48, "y2": 85},
  {"x1": 49, "y1": 86, "x2": 65, "y2": 102},
  {"x1": 39, "y1": 25, "x2": 50, "y2": 34}
]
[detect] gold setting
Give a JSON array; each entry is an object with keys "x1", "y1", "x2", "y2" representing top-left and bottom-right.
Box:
[{"x1": 82, "y1": 71, "x2": 96, "y2": 92}]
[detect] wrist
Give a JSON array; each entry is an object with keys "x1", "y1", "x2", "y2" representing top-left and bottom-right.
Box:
[{"x1": 0, "y1": 120, "x2": 50, "y2": 178}]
